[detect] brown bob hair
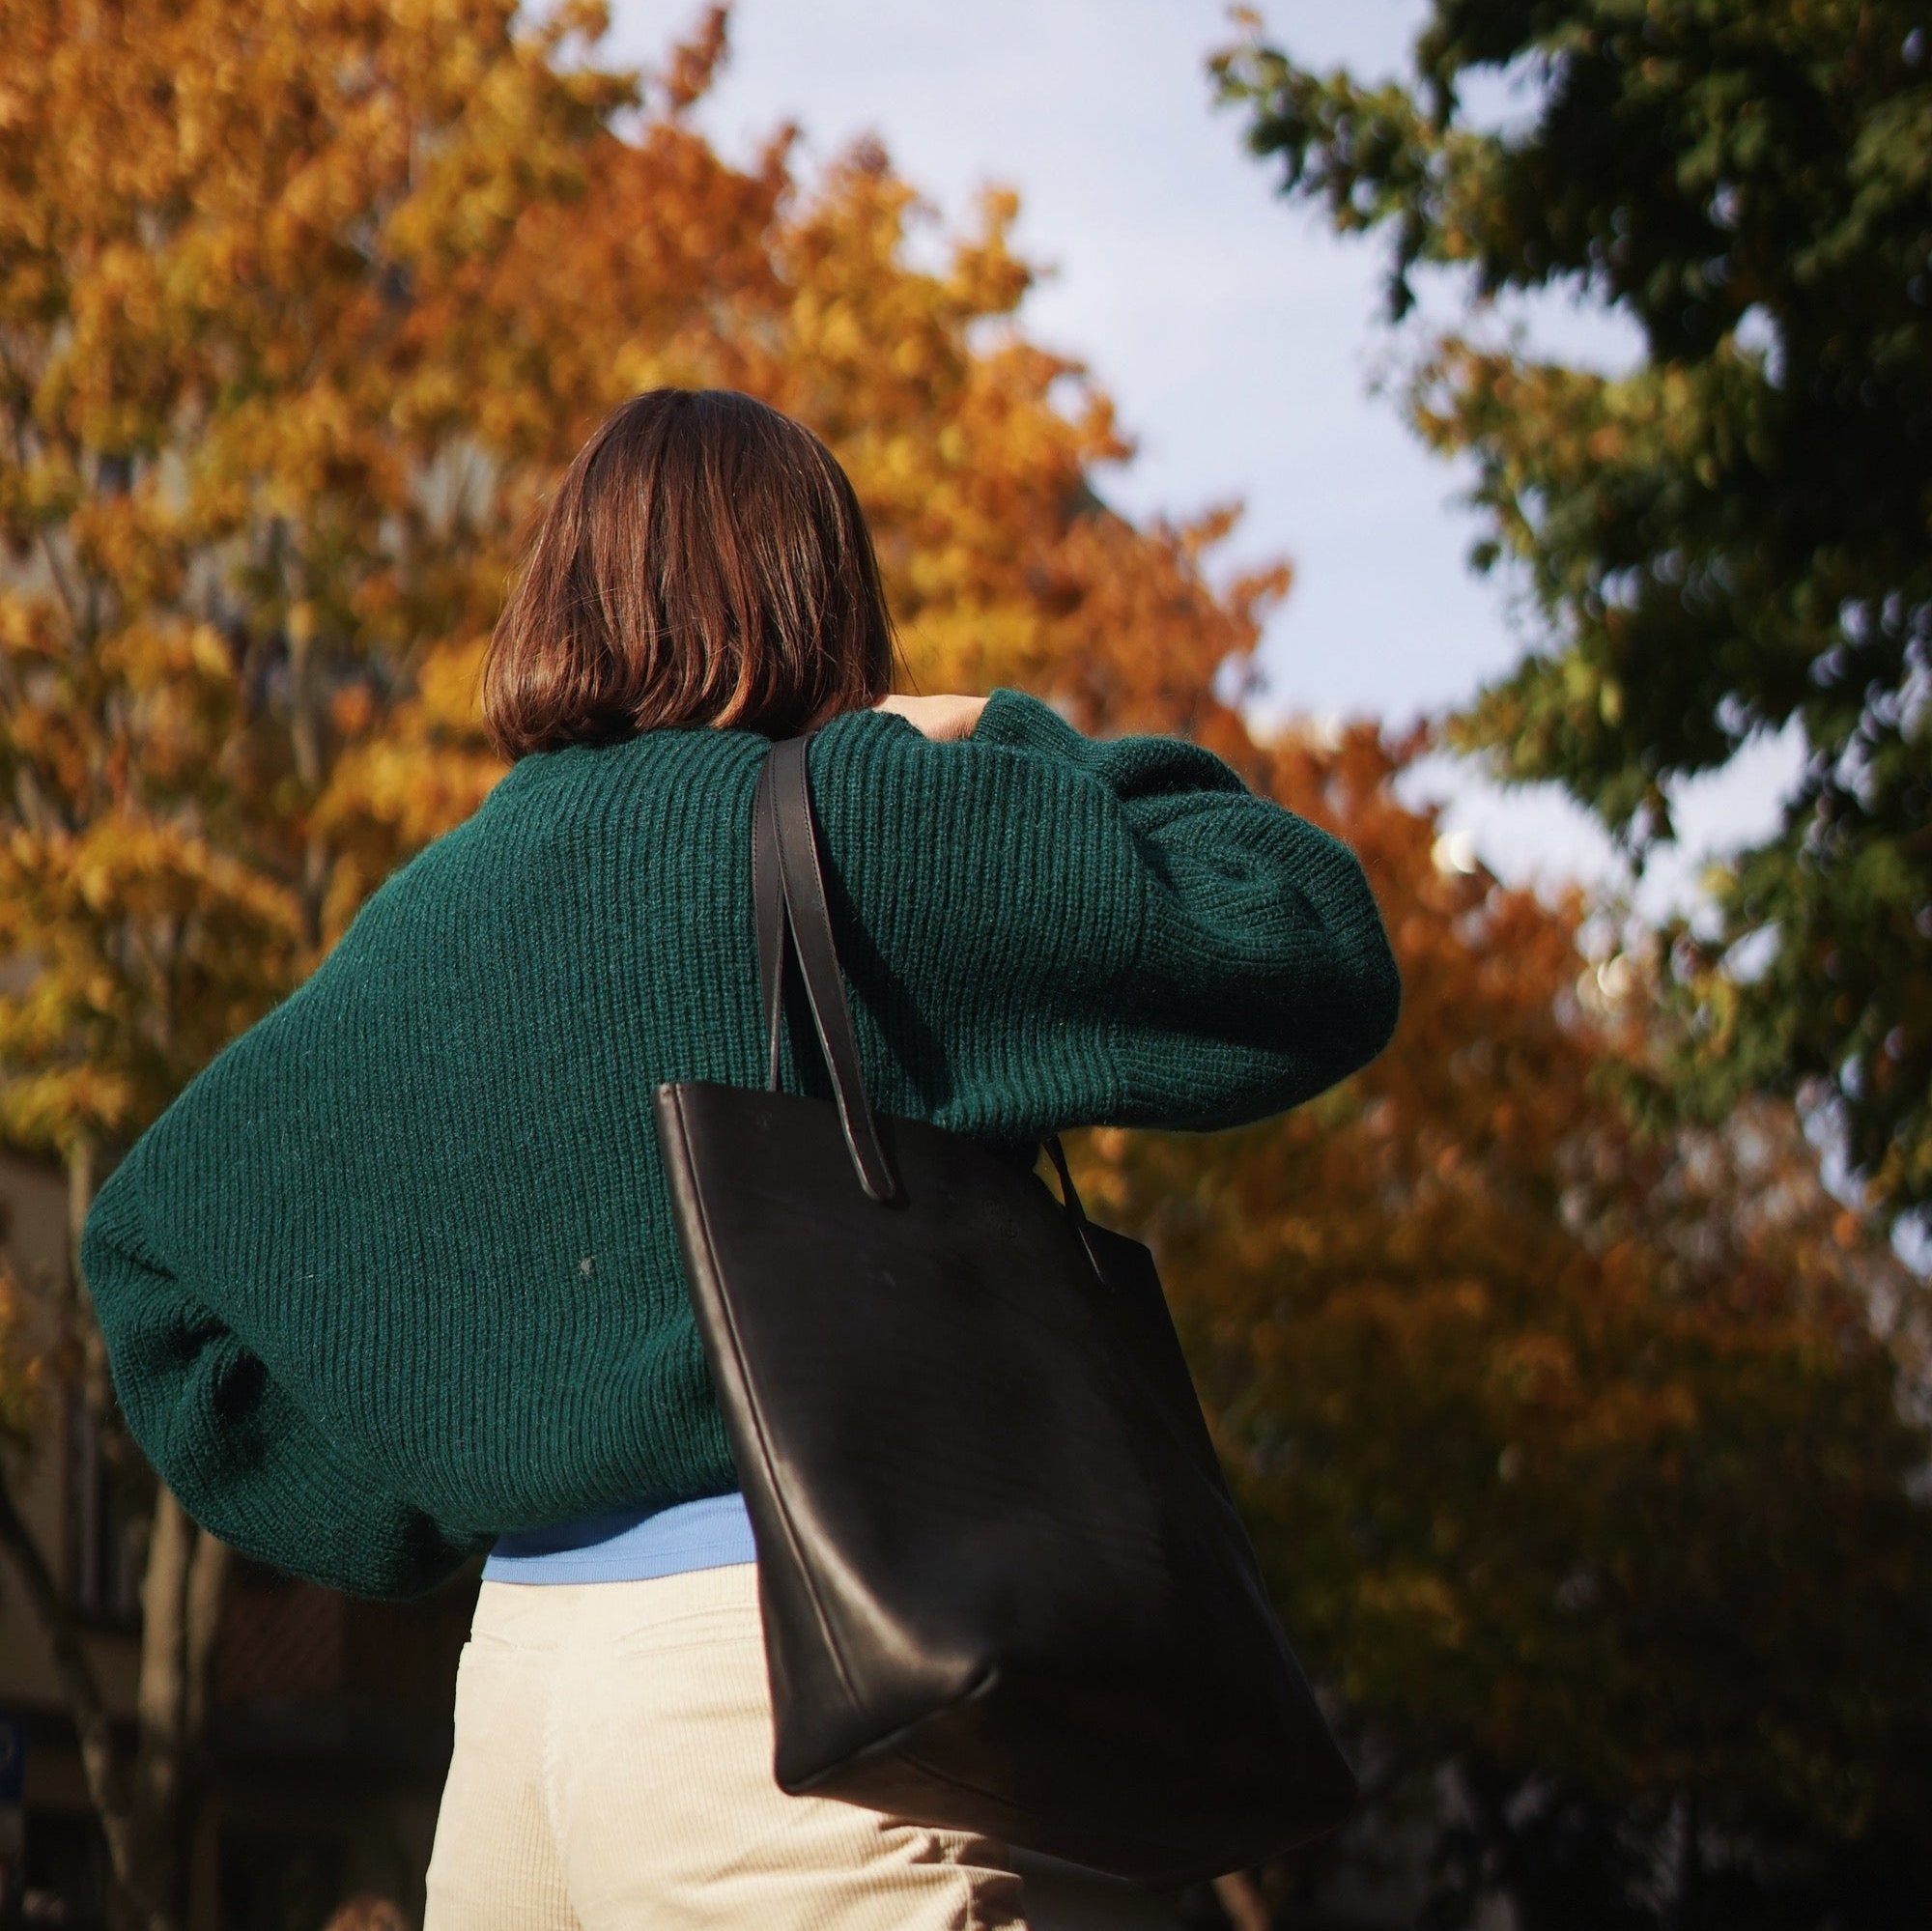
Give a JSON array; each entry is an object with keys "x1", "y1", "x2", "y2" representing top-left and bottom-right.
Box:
[{"x1": 481, "y1": 388, "x2": 905, "y2": 757}]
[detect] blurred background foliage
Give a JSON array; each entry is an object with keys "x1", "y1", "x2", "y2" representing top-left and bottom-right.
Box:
[
  {"x1": 1216, "y1": 0, "x2": 1932, "y2": 1236},
  {"x1": 0, "y1": 0, "x2": 1925, "y2": 1927}
]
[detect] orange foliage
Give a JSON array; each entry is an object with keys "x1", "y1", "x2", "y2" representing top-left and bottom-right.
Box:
[
  {"x1": 0, "y1": 0, "x2": 1278, "y2": 1150},
  {"x1": 1077, "y1": 719, "x2": 1931, "y2": 1834},
  {"x1": 1, "y1": 0, "x2": 1925, "y2": 1856}
]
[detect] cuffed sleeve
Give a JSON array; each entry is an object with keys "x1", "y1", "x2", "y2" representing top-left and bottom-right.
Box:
[
  {"x1": 804, "y1": 688, "x2": 1402, "y2": 1139},
  {"x1": 80, "y1": 1149, "x2": 488, "y2": 1602}
]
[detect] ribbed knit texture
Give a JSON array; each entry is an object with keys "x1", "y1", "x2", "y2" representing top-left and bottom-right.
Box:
[{"x1": 79, "y1": 689, "x2": 1401, "y2": 1602}]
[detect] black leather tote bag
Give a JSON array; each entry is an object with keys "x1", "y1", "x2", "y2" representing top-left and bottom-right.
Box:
[{"x1": 650, "y1": 729, "x2": 1356, "y2": 1889}]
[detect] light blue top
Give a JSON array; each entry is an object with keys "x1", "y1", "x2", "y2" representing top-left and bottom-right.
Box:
[{"x1": 481, "y1": 1489, "x2": 756, "y2": 1583}]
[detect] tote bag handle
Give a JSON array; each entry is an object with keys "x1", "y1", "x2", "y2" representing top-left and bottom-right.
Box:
[{"x1": 752, "y1": 734, "x2": 1091, "y2": 1227}]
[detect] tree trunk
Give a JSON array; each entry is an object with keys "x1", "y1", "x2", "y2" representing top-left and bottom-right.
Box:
[
  {"x1": 64, "y1": 1134, "x2": 108, "y2": 1415},
  {"x1": 0, "y1": 1462, "x2": 154, "y2": 1925},
  {"x1": 183, "y1": 1525, "x2": 231, "y2": 1742},
  {"x1": 16, "y1": 1139, "x2": 235, "y2": 1931},
  {"x1": 115, "y1": 1495, "x2": 230, "y2": 1931},
  {"x1": 126, "y1": 1487, "x2": 194, "y2": 1931}
]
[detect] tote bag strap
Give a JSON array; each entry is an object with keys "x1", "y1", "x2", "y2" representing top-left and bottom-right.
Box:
[
  {"x1": 754, "y1": 734, "x2": 900, "y2": 1203},
  {"x1": 752, "y1": 731, "x2": 1093, "y2": 1227}
]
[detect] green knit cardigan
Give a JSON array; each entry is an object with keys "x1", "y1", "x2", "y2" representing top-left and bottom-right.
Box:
[{"x1": 79, "y1": 690, "x2": 1400, "y2": 1601}]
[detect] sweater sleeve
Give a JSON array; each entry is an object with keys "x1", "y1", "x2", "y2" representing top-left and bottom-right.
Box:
[
  {"x1": 78, "y1": 1146, "x2": 488, "y2": 1602},
  {"x1": 802, "y1": 687, "x2": 1402, "y2": 1139}
]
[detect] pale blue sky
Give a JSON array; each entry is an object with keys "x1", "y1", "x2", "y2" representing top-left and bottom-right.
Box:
[{"x1": 603, "y1": 0, "x2": 1800, "y2": 914}]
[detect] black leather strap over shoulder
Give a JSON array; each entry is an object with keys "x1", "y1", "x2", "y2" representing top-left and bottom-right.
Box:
[
  {"x1": 754, "y1": 735, "x2": 901, "y2": 1204},
  {"x1": 753, "y1": 751, "x2": 789, "y2": 1092},
  {"x1": 752, "y1": 733, "x2": 1089, "y2": 1219}
]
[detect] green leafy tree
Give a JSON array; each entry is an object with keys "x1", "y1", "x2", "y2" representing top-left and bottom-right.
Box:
[{"x1": 1213, "y1": 0, "x2": 1932, "y2": 1231}]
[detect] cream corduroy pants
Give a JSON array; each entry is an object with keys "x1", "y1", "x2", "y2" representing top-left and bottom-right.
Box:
[{"x1": 421, "y1": 1559, "x2": 1180, "y2": 1931}]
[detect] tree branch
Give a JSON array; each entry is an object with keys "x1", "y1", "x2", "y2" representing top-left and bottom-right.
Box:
[{"x1": 0, "y1": 1454, "x2": 140, "y2": 1886}]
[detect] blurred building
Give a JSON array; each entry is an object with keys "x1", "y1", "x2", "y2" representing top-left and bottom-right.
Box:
[{"x1": 0, "y1": 1142, "x2": 477, "y2": 1931}]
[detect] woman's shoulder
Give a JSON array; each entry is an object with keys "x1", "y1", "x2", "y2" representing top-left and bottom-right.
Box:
[{"x1": 360, "y1": 721, "x2": 778, "y2": 908}]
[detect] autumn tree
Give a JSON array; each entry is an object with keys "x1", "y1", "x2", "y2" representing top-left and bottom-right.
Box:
[
  {"x1": 6, "y1": 3, "x2": 1928, "y2": 1929},
  {"x1": 1214, "y1": 0, "x2": 1932, "y2": 1233},
  {"x1": 1073, "y1": 716, "x2": 1932, "y2": 1926}
]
